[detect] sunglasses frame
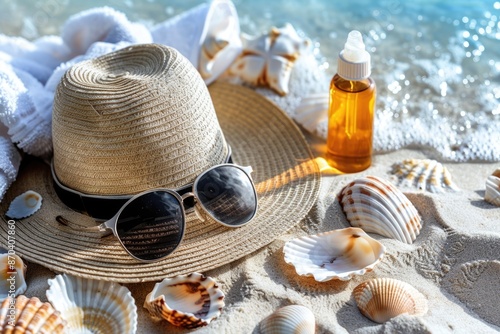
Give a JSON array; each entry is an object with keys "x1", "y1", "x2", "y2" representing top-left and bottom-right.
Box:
[
  {"x1": 98, "y1": 188, "x2": 186, "y2": 263},
  {"x1": 97, "y1": 163, "x2": 258, "y2": 262}
]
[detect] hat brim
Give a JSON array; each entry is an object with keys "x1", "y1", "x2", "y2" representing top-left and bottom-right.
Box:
[{"x1": 0, "y1": 82, "x2": 321, "y2": 283}]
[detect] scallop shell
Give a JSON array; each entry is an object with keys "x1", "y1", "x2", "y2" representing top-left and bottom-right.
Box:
[
  {"x1": 484, "y1": 168, "x2": 500, "y2": 206},
  {"x1": 391, "y1": 158, "x2": 460, "y2": 193},
  {"x1": 0, "y1": 295, "x2": 66, "y2": 333},
  {"x1": 353, "y1": 278, "x2": 428, "y2": 323},
  {"x1": 46, "y1": 274, "x2": 137, "y2": 334},
  {"x1": 259, "y1": 305, "x2": 315, "y2": 334},
  {"x1": 338, "y1": 176, "x2": 422, "y2": 244},
  {"x1": 229, "y1": 23, "x2": 310, "y2": 96},
  {"x1": 6, "y1": 190, "x2": 42, "y2": 219},
  {"x1": 144, "y1": 272, "x2": 225, "y2": 329},
  {"x1": 0, "y1": 254, "x2": 27, "y2": 300},
  {"x1": 283, "y1": 227, "x2": 385, "y2": 282}
]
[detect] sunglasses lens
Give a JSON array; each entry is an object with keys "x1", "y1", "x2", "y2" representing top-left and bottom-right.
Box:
[
  {"x1": 195, "y1": 166, "x2": 257, "y2": 227},
  {"x1": 115, "y1": 191, "x2": 184, "y2": 261}
]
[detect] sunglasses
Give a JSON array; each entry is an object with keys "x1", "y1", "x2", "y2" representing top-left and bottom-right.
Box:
[{"x1": 53, "y1": 161, "x2": 258, "y2": 262}]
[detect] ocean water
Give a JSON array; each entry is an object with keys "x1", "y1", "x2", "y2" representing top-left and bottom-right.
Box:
[{"x1": 0, "y1": 0, "x2": 499, "y2": 162}]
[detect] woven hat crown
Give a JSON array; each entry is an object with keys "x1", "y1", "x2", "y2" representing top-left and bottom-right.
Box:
[{"x1": 52, "y1": 44, "x2": 228, "y2": 195}]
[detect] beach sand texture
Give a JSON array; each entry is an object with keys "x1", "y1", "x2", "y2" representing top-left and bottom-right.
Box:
[{"x1": 16, "y1": 146, "x2": 500, "y2": 334}]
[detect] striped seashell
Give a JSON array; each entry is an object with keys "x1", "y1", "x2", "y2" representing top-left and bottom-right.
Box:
[
  {"x1": 0, "y1": 295, "x2": 66, "y2": 333},
  {"x1": 283, "y1": 227, "x2": 385, "y2": 282},
  {"x1": 259, "y1": 305, "x2": 315, "y2": 334},
  {"x1": 353, "y1": 278, "x2": 428, "y2": 323},
  {"x1": 391, "y1": 158, "x2": 459, "y2": 193},
  {"x1": 46, "y1": 274, "x2": 137, "y2": 334},
  {"x1": 144, "y1": 272, "x2": 225, "y2": 329},
  {"x1": 338, "y1": 176, "x2": 422, "y2": 244},
  {"x1": 484, "y1": 168, "x2": 500, "y2": 206},
  {"x1": 6, "y1": 190, "x2": 42, "y2": 219}
]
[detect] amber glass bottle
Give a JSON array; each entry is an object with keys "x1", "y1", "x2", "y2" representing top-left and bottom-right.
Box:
[{"x1": 326, "y1": 31, "x2": 376, "y2": 173}]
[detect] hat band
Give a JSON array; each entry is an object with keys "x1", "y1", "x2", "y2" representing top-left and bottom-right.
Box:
[{"x1": 52, "y1": 146, "x2": 232, "y2": 221}]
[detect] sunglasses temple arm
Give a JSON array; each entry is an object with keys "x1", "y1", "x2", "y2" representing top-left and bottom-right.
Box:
[{"x1": 97, "y1": 221, "x2": 114, "y2": 237}]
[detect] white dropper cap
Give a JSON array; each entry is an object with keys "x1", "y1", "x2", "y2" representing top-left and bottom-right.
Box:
[{"x1": 337, "y1": 30, "x2": 371, "y2": 80}]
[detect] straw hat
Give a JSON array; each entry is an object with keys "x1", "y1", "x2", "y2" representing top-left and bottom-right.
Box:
[{"x1": 0, "y1": 44, "x2": 321, "y2": 282}]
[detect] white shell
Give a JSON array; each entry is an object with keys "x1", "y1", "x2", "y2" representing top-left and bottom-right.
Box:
[
  {"x1": 338, "y1": 176, "x2": 422, "y2": 244},
  {"x1": 0, "y1": 295, "x2": 66, "y2": 333},
  {"x1": 484, "y1": 168, "x2": 500, "y2": 206},
  {"x1": 391, "y1": 158, "x2": 460, "y2": 193},
  {"x1": 283, "y1": 227, "x2": 385, "y2": 282},
  {"x1": 230, "y1": 23, "x2": 310, "y2": 96},
  {"x1": 353, "y1": 278, "x2": 428, "y2": 323},
  {"x1": 0, "y1": 253, "x2": 27, "y2": 300},
  {"x1": 46, "y1": 274, "x2": 137, "y2": 334},
  {"x1": 144, "y1": 272, "x2": 225, "y2": 329},
  {"x1": 6, "y1": 190, "x2": 42, "y2": 219},
  {"x1": 294, "y1": 93, "x2": 328, "y2": 136},
  {"x1": 150, "y1": 0, "x2": 242, "y2": 85},
  {"x1": 259, "y1": 305, "x2": 315, "y2": 334}
]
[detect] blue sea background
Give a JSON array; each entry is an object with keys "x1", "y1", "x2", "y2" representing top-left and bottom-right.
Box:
[{"x1": 0, "y1": 0, "x2": 499, "y2": 161}]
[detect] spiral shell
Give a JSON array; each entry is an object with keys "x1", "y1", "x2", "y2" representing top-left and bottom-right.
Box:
[
  {"x1": 46, "y1": 274, "x2": 137, "y2": 334},
  {"x1": 484, "y1": 168, "x2": 500, "y2": 207},
  {"x1": 6, "y1": 190, "x2": 42, "y2": 219},
  {"x1": 144, "y1": 272, "x2": 225, "y2": 329},
  {"x1": 338, "y1": 176, "x2": 422, "y2": 244},
  {"x1": 391, "y1": 159, "x2": 459, "y2": 193},
  {"x1": 353, "y1": 278, "x2": 428, "y2": 323},
  {"x1": 283, "y1": 227, "x2": 385, "y2": 282},
  {"x1": 0, "y1": 295, "x2": 66, "y2": 333},
  {"x1": 259, "y1": 305, "x2": 315, "y2": 334}
]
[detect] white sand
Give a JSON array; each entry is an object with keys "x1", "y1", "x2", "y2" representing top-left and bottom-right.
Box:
[{"x1": 18, "y1": 140, "x2": 500, "y2": 333}]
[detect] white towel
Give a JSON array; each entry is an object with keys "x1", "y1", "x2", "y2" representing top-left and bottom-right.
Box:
[
  {"x1": 0, "y1": 134, "x2": 22, "y2": 203},
  {"x1": 151, "y1": 0, "x2": 242, "y2": 84},
  {"x1": 62, "y1": 6, "x2": 152, "y2": 57},
  {"x1": 0, "y1": 34, "x2": 71, "y2": 71},
  {"x1": 0, "y1": 62, "x2": 53, "y2": 159}
]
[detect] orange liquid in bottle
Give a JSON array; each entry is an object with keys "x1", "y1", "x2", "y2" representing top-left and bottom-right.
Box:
[{"x1": 326, "y1": 74, "x2": 376, "y2": 173}]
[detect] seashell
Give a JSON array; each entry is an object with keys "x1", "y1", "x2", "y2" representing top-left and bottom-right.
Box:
[
  {"x1": 259, "y1": 305, "x2": 315, "y2": 334},
  {"x1": 0, "y1": 295, "x2": 66, "y2": 333},
  {"x1": 6, "y1": 190, "x2": 42, "y2": 219},
  {"x1": 46, "y1": 274, "x2": 137, "y2": 334},
  {"x1": 229, "y1": 23, "x2": 311, "y2": 96},
  {"x1": 353, "y1": 278, "x2": 428, "y2": 323},
  {"x1": 0, "y1": 254, "x2": 27, "y2": 300},
  {"x1": 283, "y1": 227, "x2": 385, "y2": 282},
  {"x1": 484, "y1": 168, "x2": 500, "y2": 206},
  {"x1": 144, "y1": 272, "x2": 225, "y2": 329},
  {"x1": 293, "y1": 93, "x2": 328, "y2": 136},
  {"x1": 391, "y1": 158, "x2": 460, "y2": 193},
  {"x1": 151, "y1": 0, "x2": 242, "y2": 85},
  {"x1": 338, "y1": 176, "x2": 422, "y2": 244}
]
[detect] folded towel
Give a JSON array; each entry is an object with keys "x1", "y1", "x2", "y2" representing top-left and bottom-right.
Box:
[
  {"x1": 0, "y1": 134, "x2": 22, "y2": 203},
  {"x1": 0, "y1": 62, "x2": 53, "y2": 158},
  {"x1": 151, "y1": 0, "x2": 242, "y2": 84},
  {"x1": 62, "y1": 6, "x2": 152, "y2": 57},
  {"x1": 0, "y1": 51, "x2": 53, "y2": 84},
  {"x1": 0, "y1": 34, "x2": 71, "y2": 71}
]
